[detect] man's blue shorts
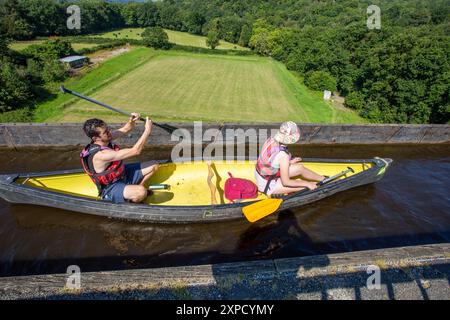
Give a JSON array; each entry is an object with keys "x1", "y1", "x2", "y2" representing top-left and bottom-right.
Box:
[{"x1": 101, "y1": 163, "x2": 144, "y2": 204}]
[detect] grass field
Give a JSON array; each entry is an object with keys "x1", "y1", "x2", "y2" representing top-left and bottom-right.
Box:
[
  {"x1": 9, "y1": 40, "x2": 45, "y2": 50},
  {"x1": 34, "y1": 47, "x2": 159, "y2": 122},
  {"x1": 9, "y1": 41, "x2": 99, "y2": 51},
  {"x1": 98, "y1": 28, "x2": 248, "y2": 51},
  {"x1": 37, "y1": 47, "x2": 364, "y2": 124}
]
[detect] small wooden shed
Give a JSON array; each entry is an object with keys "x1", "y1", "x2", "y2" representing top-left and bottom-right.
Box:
[{"x1": 59, "y1": 55, "x2": 88, "y2": 69}]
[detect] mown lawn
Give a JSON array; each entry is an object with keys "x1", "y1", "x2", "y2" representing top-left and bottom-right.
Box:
[
  {"x1": 98, "y1": 28, "x2": 248, "y2": 51},
  {"x1": 33, "y1": 47, "x2": 159, "y2": 122},
  {"x1": 39, "y1": 48, "x2": 364, "y2": 124},
  {"x1": 9, "y1": 40, "x2": 45, "y2": 50}
]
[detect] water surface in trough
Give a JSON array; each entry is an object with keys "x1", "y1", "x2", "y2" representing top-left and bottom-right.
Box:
[{"x1": 0, "y1": 144, "x2": 449, "y2": 276}]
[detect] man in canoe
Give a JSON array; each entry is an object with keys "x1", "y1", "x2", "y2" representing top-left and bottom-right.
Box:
[
  {"x1": 80, "y1": 115, "x2": 159, "y2": 203},
  {"x1": 255, "y1": 121, "x2": 325, "y2": 196}
]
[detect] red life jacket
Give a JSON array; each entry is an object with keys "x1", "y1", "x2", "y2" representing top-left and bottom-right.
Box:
[
  {"x1": 80, "y1": 143, "x2": 125, "y2": 194},
  {"x1": 255, "y1": 137, "x2": 291, "y2": 180}
]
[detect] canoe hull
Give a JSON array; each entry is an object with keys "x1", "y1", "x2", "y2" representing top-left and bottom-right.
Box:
[{"x1": 0, "y1": 157, "x2": 392, "y2": 223}]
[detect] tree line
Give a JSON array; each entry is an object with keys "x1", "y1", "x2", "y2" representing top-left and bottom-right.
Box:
[{"x1": 1, "y1": 0, "x2": 449, "y2": 123}]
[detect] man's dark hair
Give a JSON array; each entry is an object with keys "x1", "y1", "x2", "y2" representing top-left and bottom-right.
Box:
[{"x1": 83, "y1": 118, "x2": 107, "y2": 139}]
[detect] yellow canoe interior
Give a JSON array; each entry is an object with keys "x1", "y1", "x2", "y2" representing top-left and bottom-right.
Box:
[{"x1": 16, "y1": 160, "x2": 373, "y2": 206}]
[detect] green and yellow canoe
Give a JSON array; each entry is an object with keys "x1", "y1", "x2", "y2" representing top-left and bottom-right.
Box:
[{"x1": 0, "y1": 157, "x2": 392, "y2": 223}]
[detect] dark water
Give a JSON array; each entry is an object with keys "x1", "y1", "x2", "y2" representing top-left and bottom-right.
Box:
[{"x1": 0, "y1": 144, "x2": 449, "y2": 276}]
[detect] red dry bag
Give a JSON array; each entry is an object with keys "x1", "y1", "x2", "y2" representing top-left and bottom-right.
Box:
[{"x1": 224, "y1": 172, "x2": 258, "y2": 202}]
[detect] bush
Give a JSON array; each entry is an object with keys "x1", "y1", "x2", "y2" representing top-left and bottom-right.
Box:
[
  {"x1": 0, "y1": 108, "x2": 34, "y2": 122},
  {"x1": 76, "y1": 41, "x2": 130, "y2": 55},
  {"x1": 0, "y1": 35, "x2": 9, "y2": 55},
  {"x1": 23, "y1": 39, "x2": 75, "y2": 61},
  {"x1": 0, "y1": 58, "x2": 33, "y2": 112},
  {"x1": 345, "y1": 92, "x2": 365, "y2": 111},
  {"x1": 206, "y1": 30, "x2": 220, "y2": 49},
  {"x1": 142, "y1": 27, "x2": 171, "y2": 49},
  {"x1": 171, "y1": 44, "x2": 255, "y2": 56},
  {"x1": 26, "y1": 58, "x2": 44, "y2": 85},
  {"x1": 42, "y1": 59, "x2": 67, "y2": 83},
  {"x1": 285, "y1": 51, "x2": 306, "y2": 73},
  {"x1": 304, "y1": 70, "x2": 337, "y2": 92},
  {"x1": 51, "y1": 36, "x2": 124, "y2": 44}
]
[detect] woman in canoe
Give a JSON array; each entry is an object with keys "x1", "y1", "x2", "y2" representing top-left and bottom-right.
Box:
[
  {"x1": 80, "y1": 115, "x2": 159, "y2": 204},
  {"x1": 255, "y1": 121, "x2": 325, "y2": 196}
]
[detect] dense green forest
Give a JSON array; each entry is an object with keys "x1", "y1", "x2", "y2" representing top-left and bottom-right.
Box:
[{"x1": 0, "y1": 0, "x2": 449, "y2": 123}]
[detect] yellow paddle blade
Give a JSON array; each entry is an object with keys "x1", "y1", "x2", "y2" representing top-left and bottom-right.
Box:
[{"x1": 242, "y1": 198, "x2": 283, "y2": 223}]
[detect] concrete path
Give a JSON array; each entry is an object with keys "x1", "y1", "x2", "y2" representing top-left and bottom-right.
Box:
[{"x1": 0, "y1": 243, "x2": 449, "y2": 300}]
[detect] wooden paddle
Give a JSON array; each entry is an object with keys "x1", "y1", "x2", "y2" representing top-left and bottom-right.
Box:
[
  {"x1": 60, "y1": 86, "x2": 180, "y2": 135},
  {"x1": 206, "y1": 162, "x2": 218, "y2": 205},
  {"x1": 243, "y1": 167, "x2": 355, "y2": 223}
]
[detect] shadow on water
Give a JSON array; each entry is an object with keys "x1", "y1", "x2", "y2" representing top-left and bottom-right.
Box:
[
  {"x1": 2, "y1": 200, "x2": 449, "y2": 278},
  {"x1": 237, "y1": 210, "x2": 330, "y2": 260},
  {"x1": 0, "y1": 144, "x2": 449, "y2": 279},
  {"x1": 24, "y1": 211, "x2": 450, "y2": 300}
]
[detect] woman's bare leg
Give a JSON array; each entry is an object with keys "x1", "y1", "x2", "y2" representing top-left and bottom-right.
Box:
[
  {"x1": 270, "y1": 164, "x2": 324, "y2": 195},
  {"x1": 268, "y1": 178, "x2": 306, "y2": 196},
  {"x1": 289, "y1": 163, "x2": 324, "y2": 181}
]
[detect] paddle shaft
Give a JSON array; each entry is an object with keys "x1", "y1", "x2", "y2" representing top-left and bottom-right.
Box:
[
  {"x1": 60, "y1": 86, "x2": 178, "y2": 133},
  {"x1": 282, "y1": 166, "x2": 355, "y2": 201},
  {"x1": 148, "y1": 184, "x2": 170, "y2": 191},
  {"x1": 317, "y1": 166, "x2": 354, "y2": 187}
]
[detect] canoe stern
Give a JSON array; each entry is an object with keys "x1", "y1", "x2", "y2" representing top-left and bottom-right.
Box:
[{"x1": 0, "y1": 174, "x2": 21, "y2": 203}]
